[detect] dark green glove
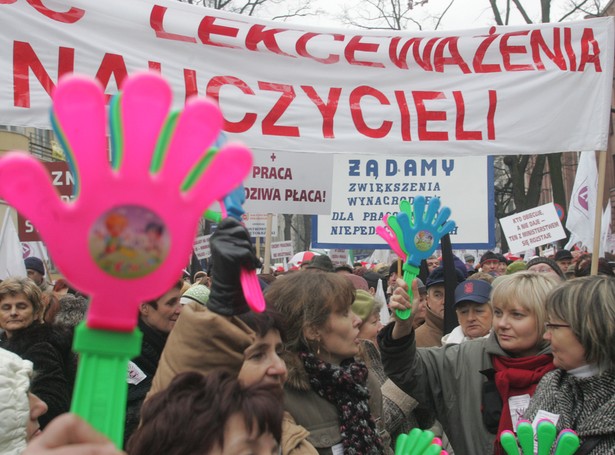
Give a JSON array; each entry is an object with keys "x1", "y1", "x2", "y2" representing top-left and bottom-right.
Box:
[{"x1": 206, "y1": 218, "x2": 261, "y2": 315}]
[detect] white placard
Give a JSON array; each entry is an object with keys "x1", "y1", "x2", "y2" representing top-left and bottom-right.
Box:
[
  {"x1": 499, "y1": 203, "x2": 566, "y2": 254},
  {"x1": 241, "y1": 213, "x2": 278, "y2": 238},
  {"x1": 330, "y1": 249, "x2": 349, "y2": 266},
  {"x1": 270, "y1": 240, "x2": 293, "y2": 259},
  {"x1": 193, "y1": 234, "x2": 211, "y2": 260}
]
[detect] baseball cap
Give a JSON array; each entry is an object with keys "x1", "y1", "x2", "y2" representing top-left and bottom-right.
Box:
[
  {"x1": 426, "y1": 266, "x2": 465, "y2": 289},
  {"x1": 454, "y1": 280, "x2": 492, "y2": 306}
]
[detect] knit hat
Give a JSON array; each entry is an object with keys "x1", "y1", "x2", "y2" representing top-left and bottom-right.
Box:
[
  {"x1": 24, "y1": 257, "x2": 45, "y2": 275},
  {"x1": 180, "y1": 284, "x2": 210, "y2": 306},
  {"x1": 525, "y1": 257, "x2": 566, "y2": 280},
  {"x1": 351, "y1": 290, "x2": 377, "y2": 322},
  {"x1": 479, "y1": 251, "x2": 498, "y2": 265},
  {"x1": 464, "y1": 254, "x2": 475, "y2": 262},
  {"x1": 506, "y1": 260, "x2": 527, "y2": 275},
  {"x1": 554, "y1": 249, "x2": 573, "y2": 262},
  {"x1": 0, "y1": 348, "x2": 33, "y2": 455},
  {"x1": 343, "y1": 273, "x2": 369, "y2": 291}
]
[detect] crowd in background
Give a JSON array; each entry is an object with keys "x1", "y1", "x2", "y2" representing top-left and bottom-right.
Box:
[{"x1": 1, "y1": 231, "x2": 614, "y2": 454}]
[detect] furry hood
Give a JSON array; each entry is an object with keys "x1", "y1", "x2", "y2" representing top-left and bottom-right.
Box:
[{"x1": 284, "y1": 351, "x2": 312, "y2": 392}]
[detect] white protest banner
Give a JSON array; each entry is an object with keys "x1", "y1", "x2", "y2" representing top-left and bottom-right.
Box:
[
  {"x1": 499, "y1": 203, "x2": 566, "y2": 254},
  {"x1": 242, "y1": 213, "x2": 278, "y2": 238},
  {"x1": 244, "y1": 149, "x2": 332, "y2": 215},
  {"x1": 0, "y1": 1, "x2": 612, "y2": 157},
  {"x1": 313, "y1": 154, "x2": 494, "y2": 248},
  {"x1": 270, "y1": 240, "x2": 293, "y2": 259},
  {"x1": 193, "y1": 235, "x2": 211, "y2": 260}
]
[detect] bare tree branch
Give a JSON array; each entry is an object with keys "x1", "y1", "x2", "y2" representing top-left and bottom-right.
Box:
[{"x1": 511, "y1": 0, "x2": 533, "y2": 23}]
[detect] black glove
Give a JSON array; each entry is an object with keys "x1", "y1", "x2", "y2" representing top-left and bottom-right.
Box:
[{"x1": 206, "y1": 218, "x2": 262, "y2": 315}]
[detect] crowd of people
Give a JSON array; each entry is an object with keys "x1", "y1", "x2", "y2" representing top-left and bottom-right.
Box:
[{"x1": 1, "y1": 234, "x2": 614, "y2": 454}]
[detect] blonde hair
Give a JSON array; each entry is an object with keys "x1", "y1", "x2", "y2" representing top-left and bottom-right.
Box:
[
  {"x1": 0, "y1": 277, "x2": 44, "y2": 320},
  {"x1": 546, "y1": 275, "x2": 615, "y2": 373},
  {"x1": 491, "y1": 271, "x2": 559, "y2": 341}
]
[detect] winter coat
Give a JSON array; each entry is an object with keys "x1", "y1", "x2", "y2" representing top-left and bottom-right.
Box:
[
  {"x1": 378, "y1": 326, "x2": 552, "y2": 455},
  {"x1": 415, "y1": 307, "x2": 443, "y2": 348},
  {"x1": 147, "y1": 302, "x2": 317, "y2": 455},
  {"x1": 284, "y1": 351, "x2": 393, "y2": 455},
  {"x1": 0, "y1": 348, "x2": 32, "y2": 455},
  {"x1": 0, "y1": 322, "x2": 76, "y2": 429},
  {"x1": 524, "y1": 369, "x2": 615, "y2": 454},
  {"x1": 124, "y1": 317, "x2": 168, "y2": 446}
]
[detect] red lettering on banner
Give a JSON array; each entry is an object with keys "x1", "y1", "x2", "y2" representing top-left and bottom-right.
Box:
[
  {"x1": 390, "y1": 37, "x2": 427, "y2": 70},
  {"x1": 246, "y1": 25, "x2": 294, "y2": 57},
  {"x1": 0, "y1": 0, "x2": 17, "y2": 3},
  {"x1": 345, "y1": 36, "x2": 385, "y2": 68},
  {"x1": 413, "y1": 91, "x2": 448, "y2": 141},
  {"x1": 394, "y1": 91, "x2": 412, "y2": 141},
  {"x1": 184, "y1": 68, "x2": 198, "y2": 100},
  {"x1": 95, "y1": 54, "x2": 128, "y2": 100},
  {"x1": 530, "y1": 29, "x2": 566, "y2": 70},
  {"x1": 13, "y1": 42, "x2": 74, "y2": 108},
  {"x1": 564, "y1": 28, "x2": 576, "y2": 71},
  {"x1": 259, "y1": 82, "x2": 300, "y2": 136},
  {"x1": 295, "y1": 33, "x2": 343, "y2": 64},
  {"x1": 150, "y1": 6, "x2": 196, "y2": 43},
  {"x1": 301, "y1": 86, "x2": 342, "y2": 138},
  {"x1": 198, "y1": 16, "x2": 241, "y2": 49},
  {"x1": 578, "y1": 28, "x2": 602, "y2": 72},
  {"x1": 434, "y1": 37, "x2": 471, "y2": 73},
  {"x1": 27, "y1": 0, "x2": 85, "y2": 23},
  {"x1": 148, "y1": 61, "x2": 162, "y2": 73},
  {"x1": 473, "y1": 27, "x2": 501, "y2": 73},
  {"x1": 500, "y1": 31, "x2": 533, "y2": 71},
  {"x1": 206, "y1": 76, "x2": 257, "y2": 133},
  {"x1": 453, "y1": 91, "x2": 481, "y2": 140},
  {"x1": 487, "y1": 90, "x2": 497, "y2": 140},
  {"x1": 349, "y1": 86, "x2": 392, "y2": 138}
]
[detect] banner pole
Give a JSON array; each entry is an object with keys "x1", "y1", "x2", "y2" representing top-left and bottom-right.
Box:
[
  {"x1": 263, "y1": 213, "x2": 273, "y2": 274},
  {"x1": 591, "y1": 150, "x2": 607, "y2": 275}
]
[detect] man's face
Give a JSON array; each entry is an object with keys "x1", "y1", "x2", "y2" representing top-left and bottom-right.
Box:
[
  {"x1": 26, "y1": 269, "x2": 43, "y2": 286},
  {"x1": 426, "y1": 258, "x2": 440, "y2": 273},
  {"x1": 555, "y1": 259, "x2": 572, "y2": 273},
  {"x1": 481, "y1": 259, "x2": 499, "y2": 274},
  {"x1": 426, "y1": 284, "x2": 445, "y2": 319}
]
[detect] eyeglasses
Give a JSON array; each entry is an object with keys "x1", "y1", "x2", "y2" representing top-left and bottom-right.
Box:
[{"x1": 544, "y1": 322, "x2": 571, "y2": 331}]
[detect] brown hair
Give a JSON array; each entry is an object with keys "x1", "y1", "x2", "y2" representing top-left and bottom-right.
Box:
[
  {"x1": 143, "y1": 279, "x2": 184, "y2": 309},
  {"x1": 0, "y1": 276, "x2": 44, "y2": 320},
  {"x1": 127, "y1": 371, "x2": 283, "y2": 455},
  {"x1": 264, "y1": 270, "x2": 355, "y2": 354}
]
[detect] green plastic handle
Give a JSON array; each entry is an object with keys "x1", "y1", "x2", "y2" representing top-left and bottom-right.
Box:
[
  {"x1": 70, "y1": 322, "x2": 143, "y2": 448},
  {"x1": 397, "y1": 264, "x2": 420, "y2": 320}
]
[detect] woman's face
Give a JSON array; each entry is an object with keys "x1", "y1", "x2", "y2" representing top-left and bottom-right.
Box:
[
  {"x1": 358, "y1": 311, "x2": 382, "y2": 345},
  {"x1": 544, "y1": 318, "x2": 587, "y2": 371},
  {"x1": 493, "y1": 300, "x2": 542, "y2": 357},
  {"x1": 317, "y1": 306, "x2": 362, "y2": 364},
  {"x1": 0, "y1": 293, "x2": 37, "y2": 336},
  {"x1": 238, "y1": 329, "x2": 287, "y2": 388},
  {"x1": 26, "y1": 392, "x2": 47, "y2": 441}
]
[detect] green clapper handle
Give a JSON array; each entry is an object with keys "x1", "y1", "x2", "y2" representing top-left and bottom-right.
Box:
[
  {"x1": 399, "y1": 263, "x2": 421, "y2": 320},
  {"x1": 70, "y1": 322, "x2": 143, "y2": 448}
]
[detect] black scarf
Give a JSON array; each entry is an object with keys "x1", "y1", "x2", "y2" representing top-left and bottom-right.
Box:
[{"x1": 299, "y1": 351, "x2": 384, "y2": 455}]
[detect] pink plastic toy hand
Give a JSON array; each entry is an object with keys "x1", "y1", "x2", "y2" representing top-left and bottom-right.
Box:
[
  {"x1": 376, "y1": 214, "x2": 407, "y2": 260},
  {"x1": 0, "y1": 72, "x2": 253, "y2": 331}
]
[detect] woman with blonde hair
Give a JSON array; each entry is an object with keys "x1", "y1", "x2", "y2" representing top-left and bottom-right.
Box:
[
  {"x1": 524, "y1": 275, "x2": 615, "y2": 453},
  {"x1": 379, "y1": 271, "x2": 560, "y2": 455}
]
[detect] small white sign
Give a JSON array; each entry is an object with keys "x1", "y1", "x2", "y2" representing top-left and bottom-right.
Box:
[
  {"x1": 193, "y1": 235, "x2": 211, "y2": 260},
  {"x1": 271, "y1": 241, "x2": 293, "y2": 259},
  {"x1": 330, "y1": 249, "x2": 349, "y2": 266},
  {"x1": 499, "y1": 203, "x2": 566, "y2": 254},
  {"x1": 242, "y1": 213, "x2": 278, "y2": 238}
]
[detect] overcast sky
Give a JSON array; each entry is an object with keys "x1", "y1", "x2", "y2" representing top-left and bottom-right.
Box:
[{"x1": 278, "y1": 0, "x2": 601, "y2": 31}]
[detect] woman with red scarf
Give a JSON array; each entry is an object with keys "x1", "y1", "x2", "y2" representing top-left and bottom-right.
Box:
[{"x1": 378, "y1": 271, "x2": 559, "y2": 455}]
